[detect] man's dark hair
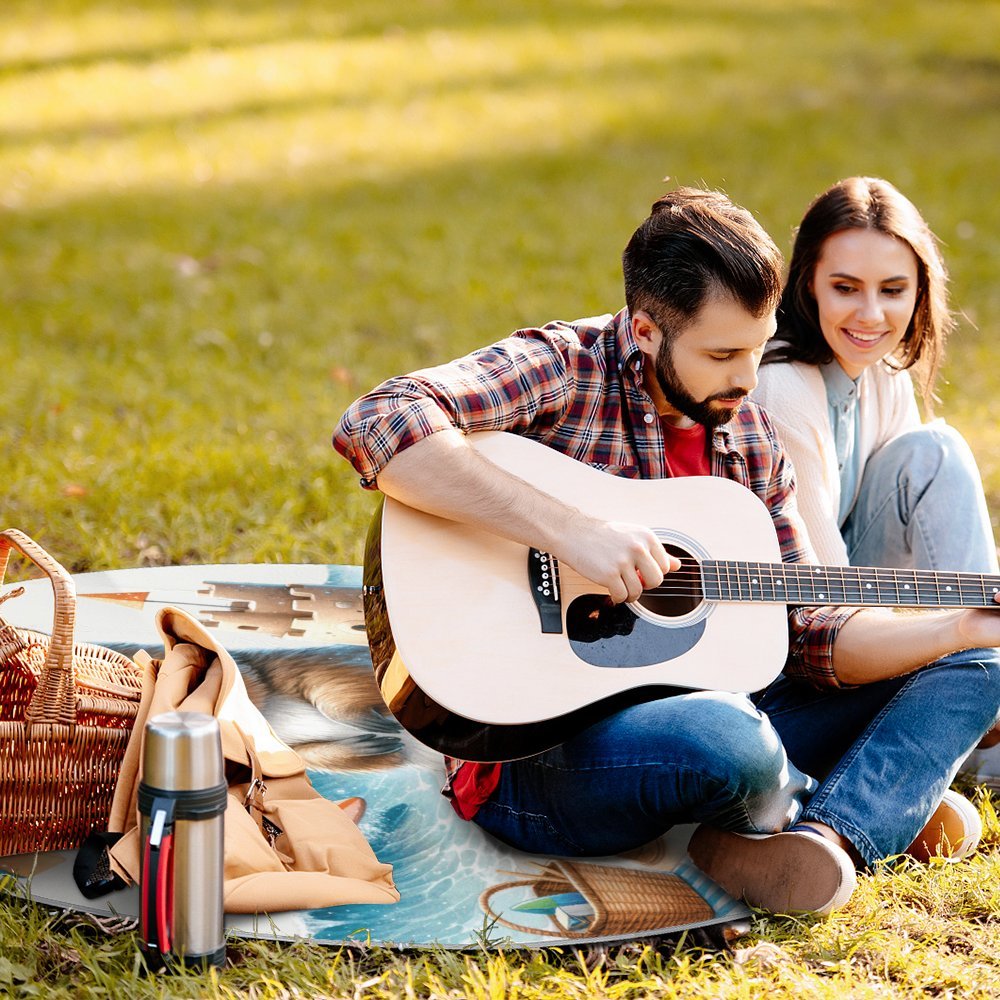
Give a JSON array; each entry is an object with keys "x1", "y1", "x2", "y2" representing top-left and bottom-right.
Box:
[{"x1": 622, "y1": 187, "x2": 783, "y2": 341}]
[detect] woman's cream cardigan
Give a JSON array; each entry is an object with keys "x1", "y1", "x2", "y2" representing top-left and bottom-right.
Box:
[{"x1": 752, "y1": 358, "x2": 921, "y2": 566}]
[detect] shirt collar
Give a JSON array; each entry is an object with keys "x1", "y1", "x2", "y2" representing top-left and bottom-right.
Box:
[
  {"x1": 711, "y1": 423, "x2": 735, "y2": 455},
  {"x1": 820, "y1": 359, "x2": 860, "y2": 406},
  {"x1": 614, "y1": 309, "x2": 643, "y2": 368}
]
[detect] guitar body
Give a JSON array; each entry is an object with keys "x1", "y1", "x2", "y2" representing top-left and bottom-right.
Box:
[{"x1": 364, "y1": 432, "x2": 789, "y2": 761}]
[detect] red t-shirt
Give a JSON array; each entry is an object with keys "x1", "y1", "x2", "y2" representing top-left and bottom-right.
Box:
[
  {"x1": 447, "y1": 420, "x2": 710, "y2": 820},
  {"x1": 659, "y1": 419, "x2": 710, "y2": 478}
]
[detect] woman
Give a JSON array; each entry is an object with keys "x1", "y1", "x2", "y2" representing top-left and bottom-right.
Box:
[{"x1": 753, "y1": 176, "x2": 1000, "y2": 857}]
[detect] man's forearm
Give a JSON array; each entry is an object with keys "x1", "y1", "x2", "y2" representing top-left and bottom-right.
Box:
[
  {"x1": 375, "y1": 428, "x2": 578, "y2": 555},
  {"x1": 375, "y1": 429, "x2": 677, "y2": 604}
]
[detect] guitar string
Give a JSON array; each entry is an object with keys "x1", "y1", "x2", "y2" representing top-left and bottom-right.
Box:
[
  {"x1": 555, "y1": 566, "x2": 1000, "y2": 588},
  {"x1": 645, "y1": 571, "x2": 1000, "y2": 599},
  {"x1": 554, "y1": 565, "x2": 1000, "y2": 605},
  {"x1": 546, "y1": 560, "x2": 1000, "y2": 586},
  {"x1": 555, "y1": 584, "x2": 999, "y2": 601},
  {"x1": 555, "y1": 583, "x2": 999, "y2": 606}
]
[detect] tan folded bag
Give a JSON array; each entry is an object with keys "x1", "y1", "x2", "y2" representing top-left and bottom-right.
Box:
[{"x1": 107, "y1": 607, "x2": 398, "y2": 914}]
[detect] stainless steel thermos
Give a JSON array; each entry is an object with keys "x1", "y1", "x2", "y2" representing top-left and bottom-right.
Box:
[{"x1": 139, "y1": 711, "x2": 227, "y2": 970}]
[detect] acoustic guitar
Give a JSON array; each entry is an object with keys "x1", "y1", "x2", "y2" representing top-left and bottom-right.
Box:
[{"x1": 362, "y1": 431, "x2": 1000, "y2": 762}]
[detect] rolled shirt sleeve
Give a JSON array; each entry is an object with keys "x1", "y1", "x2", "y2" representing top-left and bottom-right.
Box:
[{"x1": 333, "y1": 332, "x2": 574, "y2": 488}]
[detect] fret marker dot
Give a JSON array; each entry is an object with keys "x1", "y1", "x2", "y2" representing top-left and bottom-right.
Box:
[
  {"x1": 776, "y1": 580, "x2": 783, "y2": 587},
  {"x1": 946, "y1": 586, "x2": 953, "y2": 591},
  {"x1": 819, "y1": 593, "x2": 825, "y2": 599},
  {"x1": 751, "y1": 578, "x2": 758, "y2": 585},
  {"x1": 904, "y1": 584, "x2": 910, "y2": 589},
  {"x1": 865, "y1": 583, "x2": 872, "y2": 589}
]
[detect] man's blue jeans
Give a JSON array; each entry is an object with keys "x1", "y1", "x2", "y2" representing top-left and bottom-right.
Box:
[
  {"x1": 474, "y1": 649, "x2": 1000, "y2": 868},
  {"x1": 756, "y1": 648, "x2": 1000, "y2": 865},
  {"x1": 474, "y1": 690, "x2": 814, "y2": 858}
]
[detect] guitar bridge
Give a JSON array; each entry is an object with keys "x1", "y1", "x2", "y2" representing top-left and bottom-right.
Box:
[{"x1": 528, "y1": 549, "x2": 563, "y2": 633}]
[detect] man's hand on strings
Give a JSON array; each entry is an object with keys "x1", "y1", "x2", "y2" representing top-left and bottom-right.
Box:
[{"x1": 555, "y1": 517, "x2": 680, "y2": 604}]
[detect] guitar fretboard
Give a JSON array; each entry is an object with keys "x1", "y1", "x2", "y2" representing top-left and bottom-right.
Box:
[{"x1": 701, "y1": 561, "x2": 1000, "y2": 609}]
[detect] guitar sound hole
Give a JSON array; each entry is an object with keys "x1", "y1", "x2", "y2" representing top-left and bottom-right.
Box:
[{"x1": 636, "y1": 543, "x2": 703, "y2": 618}]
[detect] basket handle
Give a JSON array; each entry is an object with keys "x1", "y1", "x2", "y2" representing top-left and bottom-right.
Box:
[
  {"x1": 478, "y1": 880, "x2": 588, "y2": 939},
  {"x1": 0, "y1": 528, "x2": 78, "y2": 727}
]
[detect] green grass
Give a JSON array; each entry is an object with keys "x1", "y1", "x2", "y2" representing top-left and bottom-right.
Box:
[
  {"x1": 3, "y1": 0, "x2": 1000, "y2": 571},
  {"x1": 3, "y1": 0, "x2": 1000, "y2": 995},
  {"x1": 4, "y1": 795, "x2": 1000, "y2": 997}
]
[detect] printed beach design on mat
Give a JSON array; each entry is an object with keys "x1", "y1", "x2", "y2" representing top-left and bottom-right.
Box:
[{"x1": 1, "y1": 563, "x2": 749, "y2": 948}]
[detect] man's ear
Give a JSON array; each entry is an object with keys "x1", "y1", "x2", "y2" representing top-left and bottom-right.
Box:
[{"x1": 631, "y1": 310, "x2": 662, "y2": 357}]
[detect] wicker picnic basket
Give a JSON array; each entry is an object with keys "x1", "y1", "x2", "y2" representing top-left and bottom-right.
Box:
[
  {"x1": 0, "y1": 528, "x2": 143, "y2": 856},
  {"x1": 480, "y1": 860, "x2": 714, "y2": 939}
]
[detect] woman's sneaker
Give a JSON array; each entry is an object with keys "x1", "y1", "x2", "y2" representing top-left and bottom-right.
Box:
[{"x1": 906, "y1": 789, "x2": 982, "y2": 862}]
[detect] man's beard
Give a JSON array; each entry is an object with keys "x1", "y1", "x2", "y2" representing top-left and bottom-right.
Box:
[{"x1": 654, "y1": 339, "x2": 748, "y2": 429}]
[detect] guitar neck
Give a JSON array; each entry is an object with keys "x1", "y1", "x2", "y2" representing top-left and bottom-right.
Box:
[{"x1": 701, "y1": 562, "x2": 1000, "y2": 609}]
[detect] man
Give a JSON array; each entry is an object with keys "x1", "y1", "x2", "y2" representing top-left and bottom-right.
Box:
[{"x1": 333, "y1": 188, "x2": 1000, "y2": 915}]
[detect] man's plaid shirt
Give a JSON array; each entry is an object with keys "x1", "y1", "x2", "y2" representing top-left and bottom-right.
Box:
[{"x1": 334, "y1": 309, "x2": 859, "y2": 810}]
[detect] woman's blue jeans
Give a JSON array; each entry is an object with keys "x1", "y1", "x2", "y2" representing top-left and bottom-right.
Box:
[{"x1": 842, "y1": 422, "x2": 999, "y2": 574}]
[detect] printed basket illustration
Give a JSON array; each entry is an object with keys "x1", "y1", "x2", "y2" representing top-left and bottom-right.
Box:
[
  {"x1": 0, "y1": 528, "x2": 143, "y2": 855},
  {"x1": 480, "y1": 859, "x2": 714, "y2": 938}
]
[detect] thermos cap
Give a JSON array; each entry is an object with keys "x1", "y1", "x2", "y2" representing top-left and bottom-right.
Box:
[{"x1": 142, "y1": 711, "x2": 225, "y2": 791}]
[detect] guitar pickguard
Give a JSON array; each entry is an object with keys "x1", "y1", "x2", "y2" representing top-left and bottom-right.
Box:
[{"x1": 565, "y1": 594, "x2": 706, "y2": 667}]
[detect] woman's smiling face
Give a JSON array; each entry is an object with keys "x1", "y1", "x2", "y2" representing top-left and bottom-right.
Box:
[{"x1": 811, "y1": 228, "x2": 919, "y2": 379}]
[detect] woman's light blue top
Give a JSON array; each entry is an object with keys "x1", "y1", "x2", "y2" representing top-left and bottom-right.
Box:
[{"x1": 820, "y1": 360, "x2": 864, "y2": 526}]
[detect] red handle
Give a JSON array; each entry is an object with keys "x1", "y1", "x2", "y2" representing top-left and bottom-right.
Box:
[
  {"x1": 140, "y1": 802, "x2": 175, "y2": 961},
  {"x1": 156, "y1": 833, "x2": 174, "y2": 955}
]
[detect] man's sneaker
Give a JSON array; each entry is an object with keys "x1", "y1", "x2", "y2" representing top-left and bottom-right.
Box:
[
  {"x1": 687, "y1": 826, "x2": 857, "y2": 915},
  {"x1": 906, "y1": 789, "x2": 982, "y2": 862}
]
